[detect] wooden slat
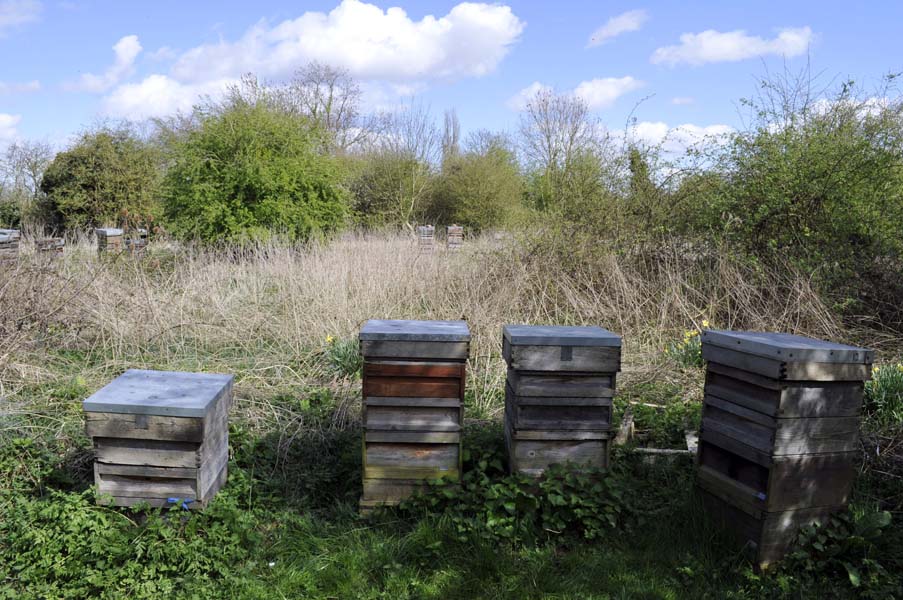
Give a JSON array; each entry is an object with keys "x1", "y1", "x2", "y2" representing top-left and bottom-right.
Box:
[
  {"x1": 503, "y1": 338, "x2": 620, "y2": 373},
  {"x1": 364, "y1": 397, "x2": 461, "y2": 408},
  {"x1": 363, "y1": 376, "x2": 461, "y2": 398},
  {"x1": 772, "y1": 418, "x2": 859, "y2": 455},
  {"x1": 507, "y1": 369, "x2": 614, "y2": 397},
  {"x1": 94, "y1": 437, "x2": 201, "y2": 468},
  {"x1": 704, "y1": 395, "x2": 777, "y2": 428},
  {"x1": 94, "y1": 463, "x2": 197, "y2": 479},
  {"x1": 702, "y1": 346, "x2": 785, "y2": 379},
  {"x1": 363, "y1": 466, "x2": 460, "y2": 480},
  {"x1": 698, "y1": 428, "x2": 773, "y2": 467},
  {"x1": 508, "y1": 429, "x2": 609, "y2": 477},
  {"x1": 364, "y1": 405, "x2": 461, "y2": 431},
  {"x1": 97, "y1": 473, "x2": 198, "y2": 498},
  {"x1": 85, "y1": 412, "x2": 206, "y2": 442},
  {"x1": 364, "y1": 361, "x2": 464, "y2": 378},
  {"x1": 696, "y1": 465, "x2": 765, "y2": 517},
  {"x1": 784, "y1": 362, "x2": 871, "y2": 382},
  {"x1": 365, "y1": 431, "x2": 460, "y2": 443},
  {"x1": 360, "y1": 341, "x2": 469, "y2": 361},
  {"x1": 767, "y1": 453, "x2": 857, "y2": 512}
]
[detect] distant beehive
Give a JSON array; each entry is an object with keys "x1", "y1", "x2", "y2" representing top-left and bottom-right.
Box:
[
  {"x1": 96, "y1": 228, "x2": 124, "y2": 254},
  {"x1": 696, "y1": 330, "x2": 873, "y2": 568},
  {"x1": 36, "y1": 237, "x2": 65, "y2": 255},
  {"x1": 446, "y1": 225, "x2": 464, "y2": 250},
  {"x1": 359, "y1": 319, "x2": 470, "y2": 510},
  {"x1": 503, "y1": 325, "x2": 622, "y2": 476},
  {"x1": 83, "y1": 369, "x2": 233, "y2": 509},
  {"x1": 416, "y1": 225, "x2": 435, "y2": 252},
  {"x1": 126, "y1": 228, "x2": 149, "y2": 256},
  {"x1": 0, "y1": 229, "x2": 20, "y2": 263}
]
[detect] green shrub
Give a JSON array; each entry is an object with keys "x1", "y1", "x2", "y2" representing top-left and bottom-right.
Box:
[
  {"x1": 39, "y1": 124, "x2": 162, "y2": 230},
  {"x1": 162, "y1": 104, "x2": 348, "y2": 243},
  {"x1": 864, "y1": 363, "x2": 903, "y2": 426},
  {"x1": 324, "y1": 336, "x2": 362, "y2": 379}
]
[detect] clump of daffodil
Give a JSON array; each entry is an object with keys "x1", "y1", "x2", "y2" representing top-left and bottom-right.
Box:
[
  {"x1": 664, "y1": 322, "x2": 708, "y2": 369},
  {"x1": 865, "y1": 362, "x2": 903, "y2": 427}
]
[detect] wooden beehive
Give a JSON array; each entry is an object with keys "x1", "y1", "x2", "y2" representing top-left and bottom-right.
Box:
[
  {"x1": 36, "y1": 237, "x2": 65, "y2": 255},
  {"x1": 359, "y1": 319, "x2": 470, "y2": 510},
  {"x1": 446, "y1": 225, "x2": 463, "y2": 250},
  {"x1": 0, "y1": 229, "x2": 20, "y2": 263},
  {"x1": 503, "y1": 325, "x2": 621, "y2": 476},
  {"x1": 416, "y1": 225, "x2": 435, "y2": 252},
  {"x1": 696, "y1": 330, "x2": 873, "y2": 568},
  {"x1": 95, "y1": 228, "x2": 123, "y2": 254},
  {"x1": 126, "y1": 229, "x2": 149, "y2": 256},
  {"x1": 83, "y1": 369, "x2": 233, "y2": 509}
]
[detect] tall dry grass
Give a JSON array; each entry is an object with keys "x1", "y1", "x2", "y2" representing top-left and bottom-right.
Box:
[{"x1": 0, "y1": 231, "x2": 847, "y2": 435}]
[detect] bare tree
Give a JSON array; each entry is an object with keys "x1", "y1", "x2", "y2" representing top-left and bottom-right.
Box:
[
  {"x1": 3, "y1": 140, "x2": 54, "y2": 202},
  {"x1": 441, "y1": 109, "x2": 460, "y2": 164},
  {"x1": 519, "y1": 88, "x2": 596, "y2": 177}
]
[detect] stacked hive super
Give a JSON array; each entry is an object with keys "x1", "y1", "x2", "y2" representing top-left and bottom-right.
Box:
[
  {"x1": 36, "y1": 237, "x2": 65, "y2": 256},
  {"x1": 83, "y1": 369, "x2": 233, "y2": 509},
  {"x1": 697, "y1": 330, "x2": 873, "y2": 568},
  {"x1": 96, "y1": 228, "x2": 123, "y2": 254},
  {"x1": 0, "y1": 229, "x2": 20, "y2": 263},
  {"x1": 416, "y1": 225, "x2": 435, "y2": 252},
  {"x1": 446, "y1": 225, "x2": 464, "y2": 250},
  {"x1": 359, "y1": 319, "x2": 470, "y2": 510},
  {"x1": 503, "y1": 325, "x2": 622, "y2": 476}
]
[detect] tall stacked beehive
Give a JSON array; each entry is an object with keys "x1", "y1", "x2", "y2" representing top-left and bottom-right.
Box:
[
  {"x1": 359, "y1": 319, "x2": 469, "y2": 510},
  {"x1": 83, "y1": 369, "x2": 233, "y2": 509},
  {"x1": 696, "y1": 330, "x2": 873, "y2": 568},
  {"x1": 503, "y1": 325, "x2": 621, "y2": 476},
  {"x1": 126, "y1": 228, "x2": 149, "y2": 256},
  {"x1": 446, "y1": 225, "x2": 463, "y2": 250},
  {"x1": 96, "y1": 228, "x2": 123, "y2": 254},
  {"x1": 0, "y1": 229, "x2": 20, "y2": 263},
  {"x1": 416, "y1": 225, "x2": 435, "y2": 252}
]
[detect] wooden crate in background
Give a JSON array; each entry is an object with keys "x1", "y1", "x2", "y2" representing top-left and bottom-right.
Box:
[
  {"x1": 446, "y1": 225, "x2": 463, "y2": 251},
  {"x1": 416, "y1": 225, "x2": 435, "y2": 252},
  {"x1": 502, "y1": 325, "x2": 622, "y2": 476},
  {"x1": 83, "y1": 369, "x2": 233, "y2": 509},
  {"x1": 36, "y1": 237, "x2": 65, "y2": 255},
  {"x1": 95, "y1": 228, "x2": 123, "y2": 254},
  {"x1": 0, "y1": 229, "x2": 20, "y2": 263},
  {"x1": 359, "y1": 319, "x2": 470, "y2": 510},
  {"x1": 696, "y1": 330, "x2": 873, "y2": 568}
]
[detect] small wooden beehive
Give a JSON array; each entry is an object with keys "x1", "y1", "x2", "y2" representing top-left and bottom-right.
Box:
[
  {"x1": 83, "y1": 369, "x2": 233, "y2": 509},
  {"x1": 36, "y1": 237, "x2": 65, "y2": 256},
  {"x1": 696, "y1": 330, "x2": 873, "y2": 568},
  {"x1": 95, "y1": 228, "x2": 124, "y2": 254},
  {"x1": 126, "y1": 228, "x2": 149, "y2": 256},
  {"x1": 446, "y1": 225, "x2": 464, "y2": 250},
  {"x1": 416, "y1": 225, "x2": 435, "y2": 252},
  {"x1": 0, "y1": 229, "x2": 20, "y2": 263},
  {"x1": 359, "y1": 319, "x2": 470, "y2": 510},
  {"x1": 503, "y1": 325, "x2": 622, "y2": 476}
]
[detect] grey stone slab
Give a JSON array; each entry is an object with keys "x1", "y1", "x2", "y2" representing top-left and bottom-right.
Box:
[
  {"x1": 702, "y1": 330, "x2": 873, "y2": 364},
  {"x1": 360, "y1": 319, "x2": 470, "y2": 342},
  {"x1": 83, "y1": 369, "x2": 233, "y2": 417},
  {"x1": 503, "y1": 325, "x2": 622, "y2": 347}
]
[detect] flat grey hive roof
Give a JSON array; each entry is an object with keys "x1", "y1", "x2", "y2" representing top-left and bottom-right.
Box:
[
  {"x1": 83, "y1": 369, "x2": 233, "y2": 417},
  {"x1": 95, "y1": 228, "x2": 124, "y2": 236},
  {"x1": 702, "y1": 330, "x2": 873, "y2": 364},
  {"x1": 360, "y1": 319, "x2": 471, "y2": 342},
  {"x1": 503, "y1": 325, "x2": 622, "y2": 347}
]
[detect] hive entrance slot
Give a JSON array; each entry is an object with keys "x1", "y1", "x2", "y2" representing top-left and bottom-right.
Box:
[{"x1": 700, "y1": 441, "x2": 768, "y2": 495}]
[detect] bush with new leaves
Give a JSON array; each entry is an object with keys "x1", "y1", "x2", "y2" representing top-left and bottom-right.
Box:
[{"x1": 162, "y1": 104, "x2": 348, "y2": 243}]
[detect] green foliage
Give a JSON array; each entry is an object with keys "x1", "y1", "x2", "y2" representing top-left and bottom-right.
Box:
[
  {"x1": 779, "y1": 510, "x2": 897, "y2": 598},
  {"x1": 0, "y1": 197, "x2": 21, "y2": 228},
  {"x1": 664, "y1": 326, "x2": 705, "y2": 369},
  {"x1": 39, "y1": 124, "x2": 161, "y2": 230},
  {"x1": 431, "y1": 143, "x2": 524, "y2": 230},
  {"x1": 348, "y1": 152, "x2": 431, "y2": 227},
  {"x1": 398, "y1": 425, "x2": 636, "y2": 546},
  {"x1": 323, "y1": 335, "x2": 362, "y2": 378},
  {"x1": 162, "y1": 104, "x2": 348, "y2": 243},
  {"x1": 864, "y1": 363, "x2": 903, "y2": 426}
]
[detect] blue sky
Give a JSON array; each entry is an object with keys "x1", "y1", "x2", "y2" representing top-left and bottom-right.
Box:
[{"x1": 1, "y1": 0, "x2": 902, "y2": 150}]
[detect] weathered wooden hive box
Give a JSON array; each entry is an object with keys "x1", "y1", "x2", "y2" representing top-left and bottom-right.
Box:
[
  {"x1": 696, "y1": 330, "x2": 873, "y2": 568},
  {"x1": 0, "y1": 229, "x2": 20, "y2": 262},
  {"x1": 36, "y1": 237, "x2": 65, "y2": 255},
  {"x1": 83, "y1": 369, "x2": 233, "y2": 509},
  {"x1": 359, "y1": 319, "x2": 470, "y2": 510},
  {"x1": 503, "y1": 325, "x2": 622, "y2": 476},
  {"x1": 416, "y1": 225, "x2": 435, "y2": 252},
  {"x1": 446, "y1": 225, "x2": 464, "y2": 250},
  {"x1": 95, "y1": 228, "x2": 123, "y2": 254}
]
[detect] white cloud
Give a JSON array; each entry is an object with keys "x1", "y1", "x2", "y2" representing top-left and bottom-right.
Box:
[
  {"x1": 587, "y1": 9, "x2": 647, "y2": 48},
  {"x1": 574, "y1": 76, "x2": 644, "y2": 109},
  {"x1": 102, "y1": 75, "x2": 237, "y2": 120},
  {"x1": 506, "y1": 81, "x2": 552, "y2": 110},
  {"x1": 0, "y1": 0, "x2": 41, "y2": 35},
  {"x1": 69, "y1": 35, "x2": 142, "y2": 92},
  {"x1": 627, "y1": 121, "x2": 733, "y2": 154},
  {"x1": 0, "y1": 79, "x2": 40, "y2": 94},
  {"x1": 651, "y1": 26, "x2": 812, "y2": 66},
  {"x1": 171, "y1": 0, "x2": 524, "y2": 83},
  {"x1": 103, "y1": 1, "x2": 524, "y2": 120},
  {"x1": 0, "y1": 113, "x2": 21, "y2": 142},
  {"x1": 509, "y1": 77, "x2": 643, "y2": 111},
  {"x1": 148, "y1": 46, "x2": 178, "y2": 62},
  {"x1": 671, "y1": 96, "x2": 694, "y2": 105}
]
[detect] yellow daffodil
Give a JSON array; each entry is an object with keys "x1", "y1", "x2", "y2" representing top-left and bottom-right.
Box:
[
  {"x1": 702, "y1": 319, "x2": 710, "y2": 328},
  {"x1": 326, "y1": 335, "x2": 335, "y2": 344}
]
